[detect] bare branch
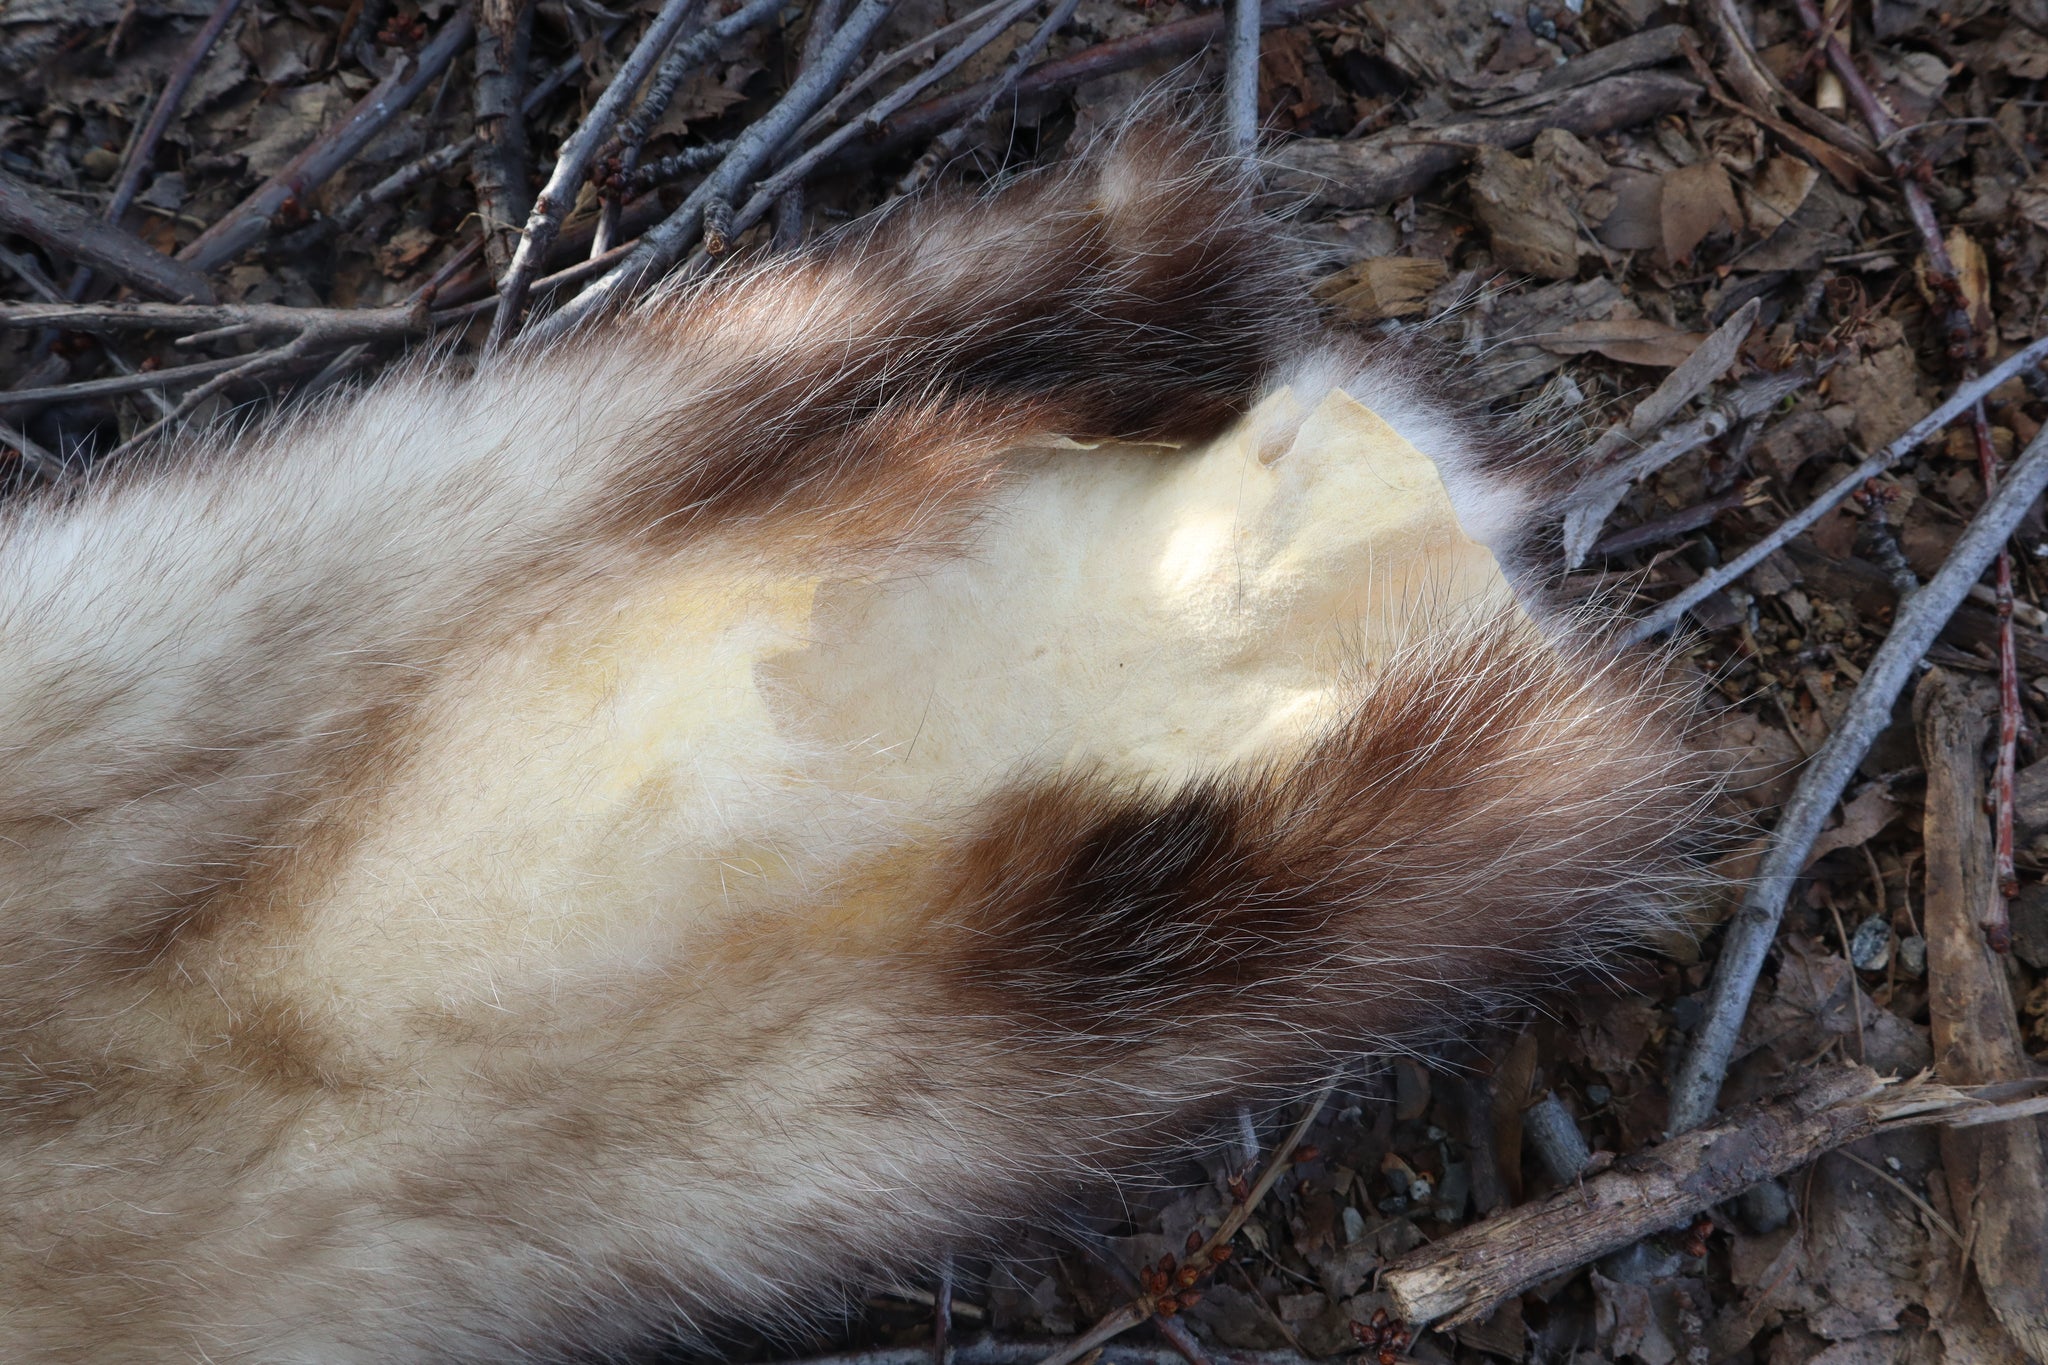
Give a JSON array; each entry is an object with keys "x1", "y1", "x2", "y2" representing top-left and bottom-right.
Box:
[
  {"x1": 177, "y1": 7, "x2": 477, "y2": 274},
  {"x1": 1624, "y1": 335, "x2": 2048, "y2": 645},
  {"x1": 894, "y1": 0, "x2": 1083, "y2": 196},
  {"x1": 1383, "y1": 1066, "x2": 2048, "y2": 1328},
  {"x1": 0, "y1": 172, "x2": 214, "y2": 303},
  {"x1": 1665, "y1": 414, "x2": 2048, "y2": 1135},
  {"x1": 488, "y1": 0, "x2": 706, "y2": 347},
  {"x1": 1223, "y1": 0, "x2": 1261, "y2": 156},
  {"x1": 532, "y1": 0, "x2": 902, "y2": 342},
  {"x1": 104, "y1": 0, "x2": 248, "y2": 233},
  {"x1": 472, "y1": 0, "x2": 537, "y2": 279}
]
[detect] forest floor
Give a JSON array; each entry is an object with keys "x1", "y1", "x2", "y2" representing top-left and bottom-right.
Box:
[{"x1": 1, "y1": 0, "x2": 2045, "y2": 1361}]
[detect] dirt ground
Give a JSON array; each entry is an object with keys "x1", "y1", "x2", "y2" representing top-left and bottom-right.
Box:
[{"x1": 1, "y1": 0, "x2": 2045, "y2": 1361}]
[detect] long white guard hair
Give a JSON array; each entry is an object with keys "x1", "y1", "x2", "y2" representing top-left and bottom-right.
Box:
[{"x1": 0, "y1": 126, "x2": 1709, "y2": 1362}]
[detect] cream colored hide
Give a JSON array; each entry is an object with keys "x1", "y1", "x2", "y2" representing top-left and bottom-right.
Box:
[{"x1": 294, "y1": 382, "x2": 1526, "y2": 1010}]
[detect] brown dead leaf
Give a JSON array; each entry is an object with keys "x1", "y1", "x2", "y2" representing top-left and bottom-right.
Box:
[
  {"x1": 1469, "y1": 146, "x2": 1579, "y2": 280},
  {"x1": 1313, "y1": 257, "x2": 1446, "y2": 321},
  {"x1": 1540, "y1": 317, "x2": 1707, "y2": 367},
  {"x1": 1805, "y1": 782, "x2": 1899, "y2": 868},
  {"x1": 376, "y1": 225, "x2": 439, "y2": 279},
  {"x1": 1745, "y1": 154, "x2": 1819, "y2": 233},
  {"x1": 1660, "y1": 160, "x2": 1741, "y2": 264},
  {"x1": 1828, "y1": 344, "x2": 1932, "y2": 448}
]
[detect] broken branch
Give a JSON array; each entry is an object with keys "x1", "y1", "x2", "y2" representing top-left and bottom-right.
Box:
[
  {"x1": 0, "y1": 171, "x2": 214, "y2": 303},
  {"x1": 1381, "y1": 1066, "x2": 2048, "y2": 1329},
  {"x1": 1665, "y1": 416, "x2": 2048, "y2": 1135}
]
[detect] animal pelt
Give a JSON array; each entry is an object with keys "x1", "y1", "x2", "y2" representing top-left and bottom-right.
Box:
[{"x1": 0, "y1": 127, "x2": 1710, "y2": 1363}]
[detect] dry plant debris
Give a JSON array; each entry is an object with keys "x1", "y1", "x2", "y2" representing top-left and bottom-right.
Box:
[{"x1": 3, "y1": 0, "x2": 2048, "y2": 1361}]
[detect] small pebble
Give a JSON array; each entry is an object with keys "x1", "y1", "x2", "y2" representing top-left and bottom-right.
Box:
[
  {"x1": 1341, "y1": 1205, "x2": 1368, "y2": 1246},
  {"x1": 1849, "y1": 914, "x2": 1893, "y2": 971},
  {"x1": 1586, "y1": 1083, "x2": 1612, "y2": 1106},
  {"x1": 1898, "y1": 934, "x2": 1927, "y2": 977},
  {"x1": 1736, "y1": 1178, "x2": 1793, "y2": 1235},
  {"x1": 81, "y1": 146, "x2": 120, "y2": 180}
]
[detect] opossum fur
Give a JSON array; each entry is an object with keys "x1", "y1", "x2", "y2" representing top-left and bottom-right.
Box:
[{"x1": 0, "y1": 128, "x2": 1709, "y2": 1362}]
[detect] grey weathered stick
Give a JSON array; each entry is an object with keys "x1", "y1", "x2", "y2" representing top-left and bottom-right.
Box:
[
  {"x1": 0, "y1": 171, "x2": 214, "y2": 303},
  {"x1": 0, "y1": 355, "x2": 245, "y2": 407},
  {"x1": 1625, "y1": 334, "x2": 2048, "y2": 645},
  {"x1": 534, "y1": 0, "x2": 901, "y2": 342},
  {"x1": 0, "y1": 415, "x2": 69, "y2": 484},
  {"x1": 894, "y1": 0, "x2": 1084, "y2": 196},
  {"x1": 487, "y1": 0, "x2": 704, "y2": 346},
  {"x1": 1523, "y1": 1091, "x2": 1592, "y2": 1185},
  {"x1": 0, "y1": 300, "x2": 424, "y2": 340},
  {"x1": 1664, "y1": 418, "x2": 2048, "y2": 1136},
  {"x1": 794, "y1": 0, "x2": 1021, "y2": 144},
  {"x1": 772, "y1": 0, "x2": 847, "y2": 250},
  {"x1": 593, "y1": 0, "x2": 786, "y2": 256},
  {"x1": 1382, "y1": 1066, "x2": 2048, "y2": 1328},
  {"x1": 333, "y1": 29, "x2": 611, "y2": 234},
  {"x1": 838, "y1": 0, "x2": 1356, "y2": 175},
  {"x1": 725, "y1": 0, "x2": 1044, "y2": 241},
  {"x1": 782, "y1": 1342, "x2": 1323, "y2": 1365},
  {"x1": 177, "y1": 8, "x2": 476, "y2": 273},
  {"x1": 1223, "y1": 0, "x2": 1262, "y2": 156}
]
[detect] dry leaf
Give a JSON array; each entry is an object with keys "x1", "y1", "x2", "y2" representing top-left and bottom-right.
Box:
[
  {"x1": 1660, "y1": 160, "x2": 1741, "y2": 264},
  {"x1": 1745, "y1": 154, "x2": 1819, "y2": 233},
  {"x1": 1469, "y1": 146, "x2": 1579, "y2": 280},
  {"x1": 376, "y1": 225, "x2": 440, "y2": 279},
  {"x1": 1540, "y1": 317, "x2": 1707, "y2": 367},
  {"x1": 1313, "y1": 257, "x2": 1447, "y2": 321},
  {"x1": 1805, "y1": 782, "x2": 1899, "y2": 868}
]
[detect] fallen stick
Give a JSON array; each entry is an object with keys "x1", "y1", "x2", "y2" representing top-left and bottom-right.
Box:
[
  {"x1": 831, "y1": 0, "x2": 1358, "y2": 173},
  {"x1": 1916, "y1": 671, "x2": 2048, "y2": 1359},
  {"x1": 0, "y1": 171, "x2": 214, "y2": 304},
  {"x1": 530, "y1": 0, "x2": 902, "y2": 342},
  {"x1": 1664, "y1": 417, "x2": 2048, "y2": 1136},
  {"x1": 0, "y1": 301, "x2": 425, "y2": 340},
  {"x1": 487, "y1": 0, "x2": 709, "y2": 346},
  {"x1": 1626, "y1": 333, "x2": 2048, "y2": 645},
  {"x1": 1223, "y1": 0, "x2": 1262, "y2": 156},
  {"x1": 777, "y1": 1341, "x2": 1321, "y2": 1365},
  {"x1": 1380, "y1": 1066, "x2": 2048, "y2": 1329},
  {"x1": 1032, "y1": 1075, "x2": 1339, "y2": 1365},
  {"x1": 178, "y1": 7, "x2": 477, "y2": 274},
  {"x1": 1263, "y1": 70, "x2": 1699, "y2": 212},
  {"x1": 893, "y1": 0, "x2": 1084, "y2": 195}
]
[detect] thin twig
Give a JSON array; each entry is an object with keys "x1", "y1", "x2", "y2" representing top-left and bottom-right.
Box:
[
  {"x1": 794, "y1": 0, "x2": 1025, "y2": 145},
  {"x1": 0, "y1": 301, "x2": 426, "y2": 340},
  {"x1": 725, "y1": 0, "x2": 1044, "y2": 241},
  {"x1": 1385, "y1": 1066, "x2": 2048, "y2": 1328},
  {"x1": 0, "y1": 415, "x2": 70, "y2": 484},
  {"x1": 592, "y1": 0, "x2": 786, "y2": 256},
  {"x1": 178, "y1": 7, "x2": 477, "y2": 273},
  {"x1": 0, "y1": 355, "x2": 246, "y2": 407},
  {"x1": 772, "y1": 0, "x2": 847, "y2": 251},
  {"x1": 1625, "y1": 336, "x2": 2048, "y2": 645},
  {"x1": 0, "y1": 171, "x2": 213, "y2": 303},
  {"x1": 895, "y1": 0, "x2": 1085, "y2": 196},
  {"x1": 331, "y1": 28, "x2": 616, "y2": 235},
  {"x1": 1665, "y1": 418, "x2": 2048, "y2": 1135},
  {"x1": 933, "y1": 1257, "x2": 954, "y2": 1365},
  {"x1": 533, "y1": 0, "x2": 902, "y2": 342},
  {"x1": 1224, "y1": 0, "x2": 1262, "y2": 156},
  {"x1": 1789, "y1": 0, "x2": 2020, "y2": 953},
  {"x1": 771, "y1": 1341, "x2": 1321, "y2": 1365},
  {"x1": 488, "y1": 0, "x2": 705, "y2": 344},
  {"x1": 103, "y1": 0, "x2": 247, "y2": 233},
  {"x1": 1031, "y1": 1074, "x2": 1339, "y2": 1365}
]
